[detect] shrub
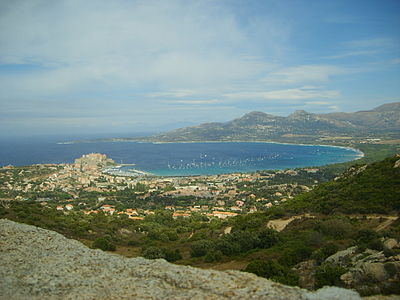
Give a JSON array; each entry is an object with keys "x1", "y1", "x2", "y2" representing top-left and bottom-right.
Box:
[
  {"x1": 141, "y1": 246, "x2": 165, "y2": 259},
  {"x1": 356, "y1": 228, "x2": 383, "y2": 250},
  {"x1": 357, "y1": 229, "x2": 379, "y2": 244},
  {"x1": 306, "y1": 231, "x2": 325, "y2": 247},
  {"x1": 312, "y1": 242, "x2": 339, "y2": 263},
  {"x1": 244, "y1": 260, "x2": 298, "y2": 286},
  {"x1": 215, "y1": 239, "x2": 241, "y2": 256},
  {"x1": 384, "y1": 263, "x2": 397, "y2": 277},
  {"x1": 163, "y1": 248, "x2": 182, "y2": 262},
  {"x1": 166, "y1": 230, "x2": 179, "y2": 241},
  {"x1": 191, "y1": 240, "x2": 214, "y2": 257},
  {"x1": 224, "y1": 231, "x2": 259, "y2": 253},
  {"x1": 92, "y1": 237, "x2": 116, "y2": 251},
  {"x1": 367, "y1": 239, "x2": 384, "y2": 251},
  {"x1": 279, "y1": 245, "x2": 313, "y2": 267},
  {"x1": 204, "y1": 250, "x2": 223, "y2": 263},
  {"x1": 315, "y1": 262, "x2": 347, "y2": 288},
  {"x1": 257, "y1": 228, "x2": 280, "y2": 249},
  {"x1": 318, "y1": 219, "x2": 355, "y2": 239}
]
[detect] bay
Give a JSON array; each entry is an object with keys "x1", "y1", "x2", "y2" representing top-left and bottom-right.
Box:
[{"x1": 0, "y1": 136, "x2": 363, "y2": 176}]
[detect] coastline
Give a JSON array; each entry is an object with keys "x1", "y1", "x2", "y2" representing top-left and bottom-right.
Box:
[
  {"x1": 118, "y1": 141, "x2": 364, "y2": 177},
  {"x1": 2, "y1": 138, "x2": 365, "y2": 174},
  {"x1": 63, "y1": 138, "x2": 365, "y2": 161}
]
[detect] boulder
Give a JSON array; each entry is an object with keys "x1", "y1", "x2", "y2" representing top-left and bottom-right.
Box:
[
  {"x1": 326, "y1": 246, "x2": 358, "y2": 265},
  {"x1": 383, "y1": 238, "x2": 399, "y2": 250},
  {"x1": 328, "y1": 246, "x2": 400, "y2": 296}
]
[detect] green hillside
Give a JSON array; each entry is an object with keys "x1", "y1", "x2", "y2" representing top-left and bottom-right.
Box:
[{"x1": 287, "y1": 155, "x2": 400, "y2": 214}]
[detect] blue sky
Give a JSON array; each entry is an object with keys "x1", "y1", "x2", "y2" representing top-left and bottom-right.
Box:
[{"x1": 0, "y1": 0, "x2": 399, "y2": 136}]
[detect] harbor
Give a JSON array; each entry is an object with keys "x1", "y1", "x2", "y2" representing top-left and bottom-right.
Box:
[{"x1": 103, "y1": 165, "x2": 152, "y2": 177}]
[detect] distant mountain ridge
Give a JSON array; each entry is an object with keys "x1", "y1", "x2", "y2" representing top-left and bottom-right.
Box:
[{"x1": 145, "y1": 102, "x2": 400, "y2": 143}]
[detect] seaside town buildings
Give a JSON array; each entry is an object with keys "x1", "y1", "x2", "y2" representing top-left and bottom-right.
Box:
[{"x1": 0, "y1": 153, "x2": 317, "y2": 220}]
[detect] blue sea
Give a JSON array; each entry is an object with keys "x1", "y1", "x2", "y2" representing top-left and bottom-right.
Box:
[{"x1": 0, "y1": 135, "x2": 363, "y2": 176}]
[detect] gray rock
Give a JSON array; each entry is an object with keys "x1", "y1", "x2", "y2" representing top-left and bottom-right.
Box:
[
  {"x1": 292, "y1": 260, "x2": 318, "y2": 290},
  {"x1": 0, "y1": 219, "x2": 363, "y2": 300},
  {"x1": 383, "y1": 238, "x2": 399, "y2": 250},
  {"x1": 305, "y1": 286, "x2": 361, "y2": 300},
  {"x1": 332, "y1": 246, "x2": 400, "y2": 295},
  {"x1": 394, "y1": 158, "x2": 400, "y2": 168},
  {"x1": 326, "y1": 246, "x2": 358, "y2": 265}
]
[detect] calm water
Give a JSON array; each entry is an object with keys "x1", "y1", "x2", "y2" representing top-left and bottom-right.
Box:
[{"x1": 0, "y1": 136, "x2": 362, "y2": 176}]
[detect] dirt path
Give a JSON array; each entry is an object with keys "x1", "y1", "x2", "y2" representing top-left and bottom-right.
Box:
[
  {"x1": 266, "y1": 214, "x2": 315, "y2": 232},
  {"x1": 363, "y1": 215, "x2": 398, "y2": 231},
  {"x1": 266, "y1": 214, "x2": 398, "y2": 232}
]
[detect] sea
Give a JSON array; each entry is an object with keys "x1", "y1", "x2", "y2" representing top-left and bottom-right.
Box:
[{"x1": 0, "y1": 135, "x2": 363, "y2": 176}]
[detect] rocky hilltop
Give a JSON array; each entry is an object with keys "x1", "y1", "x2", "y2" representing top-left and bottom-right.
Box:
[
  {"x1": 143, "y1": 102, "x2": 400, "y2": 143},
  {"x1": 74, "y1": 153, "x2": 115, "y2": 171},
  {"x1": 0, "y1": 218, "x2": 365, "y2": 300}
]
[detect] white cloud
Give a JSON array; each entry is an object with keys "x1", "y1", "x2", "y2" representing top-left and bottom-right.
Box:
[
  {"x1": 305, "y1": 101, "x2": 331, "y2": 105},
  {"x1": 326, "y1": 37, "x2": 400, "y2": 61},
  {"x1": 326, "y1": 50, "x2": 378, "y2": 59},
  {"x1": 223, "y1": 87, "x2": 339, "y2": 101},
  {"x1": 0, "y1": 0, "x2": 272, "y2": 96},
  {"x1": 262, "y1": 65, "x2": 344, "y2": 85},
  {"x1": 0, "y1": 0, "x2": 397, "y2": 135},
  {"x1": 167, "y1": 99, "x2": 221, "y2": 105},
  {"x1": 147, "y1": 90, "x2": 196, "y2": 98}
]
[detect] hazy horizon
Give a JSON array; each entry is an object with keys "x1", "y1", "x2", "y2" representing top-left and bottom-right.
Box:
[{"x1": 1, "y1": 0, "x2": 399, "y2": 136}]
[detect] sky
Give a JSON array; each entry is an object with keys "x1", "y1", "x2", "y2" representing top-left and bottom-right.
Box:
[{"x1": 0, "y1": 0, "x2": 399, "y2": 136}]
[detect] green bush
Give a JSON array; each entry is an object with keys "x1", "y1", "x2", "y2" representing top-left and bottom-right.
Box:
[
  {"x1": 224, "y1": 231, "x2": 260, "y2": 253},
  {"x1": 315, "y1": 262, "x2": 347, "y2": 288},
  {"x1": 356, "y1": 228, "x2": 383, "y2": 251},
  {"x1": 257, "y1": 228, "x2": 280, "y2": 249},
  {"x1": 357, "y1": 229, "x2": 379, "y2": 244},
  {"x1": 191, "y1": 240, "x2": 214, "y2": 257},
  {"x1": 141, "y1": 246, "x2": 165, "y2": 259},
  {"x1": 311, "y1": 242, "x2": 339, "y2": 263},
  {"x1": 279, "y1": 245, "x2": 313, "y2": 267},
  {"x1": 204, "y1": 250, "x2": 223, "y2": 263},
  {"x1": 244, "y1": 260, "x2": 298, "y2": 286},
  {"x1": 318, "y1": 219, "x2": 355, "y2": 239},
  {"x1": 215, "y1": 239, "x2": 241, "y2": 256},
  {"x1": 163, "y1": 248, "x2": 182, "y2": 262},
  {"x1": 92, "y1": 237, "x2": 116, "y2": 251},
  {"x1": 166, "y1": 230, "x2": 179, "y2": 241}
]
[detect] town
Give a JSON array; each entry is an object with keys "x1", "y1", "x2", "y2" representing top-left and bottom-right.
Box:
[{"x1": 0, "y1": 153, "x2": 330, "y2": 220}]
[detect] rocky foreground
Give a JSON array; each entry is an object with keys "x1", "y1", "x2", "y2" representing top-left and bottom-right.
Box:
[{"x1": 0, "y1": 219, "x2": 396, "y2": 300}]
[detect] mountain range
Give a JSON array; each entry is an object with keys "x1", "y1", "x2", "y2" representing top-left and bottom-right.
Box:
[{"x1": 141, "y1": 102, "x2": 400, "y2": 144}]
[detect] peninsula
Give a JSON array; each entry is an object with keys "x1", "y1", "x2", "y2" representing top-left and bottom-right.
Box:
[{"x1": 71, "y1": 102, "x2": 400, "y2": 146}]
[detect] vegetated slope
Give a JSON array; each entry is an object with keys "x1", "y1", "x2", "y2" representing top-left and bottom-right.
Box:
[
  {"x1": 146, "y1": 102, "x2": 400, "y2": 142},
  {"x1": 286, "y1": 155, "x2": 400, "y2": 214}
]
